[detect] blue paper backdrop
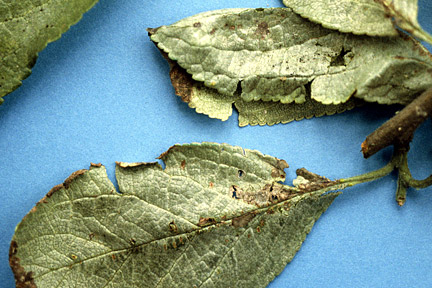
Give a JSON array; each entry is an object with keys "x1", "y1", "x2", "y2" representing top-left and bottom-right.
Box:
[{"x1": 1, "y1": 1, "x2": 432, "y2": 287}]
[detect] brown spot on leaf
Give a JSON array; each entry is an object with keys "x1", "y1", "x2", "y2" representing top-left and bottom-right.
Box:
[
  {"x1": 295, "y1": 168, "x2": 337, "y2": 191},
  {"x1": 89, "y1": 233, "x2": 95, "y2": 240},
  {"x1": 193, "y1": 22, "x2": 201, "y2": 28},
  {"x1": 154, "y1": 28, "x2": 257, "y2": 109},
  {"x1": 172, "y1": 240, "x2": 177, "y2": 249},
  {"x1": 169, "y1": 63, "x2": 195, "y2": 103},
  {"x1": 271, "y1": 159, "x2": 289, "y2": 179},
  {"x1": 180, "y1": 160, "x2": 186, "y2": 169},
  {"x1": 148, "y1": 38, "x2": 196, "y2": 104},
  {"x1": 232, "y1": 212, "x2": 256, "y2": 228},
  {"x1": 9, "y1": 241, "x2": 37, "y2": 288},
  {"x1": 233, "y1": 183, "x2": 298, "y2": 207},
  {"x1": 266, "y1": 209, "x2": 275, "y2": 215},
  {"x1": 296, "y1": 168, "x2": 329, "y2": 182},
  {"x1": 256, "y1": 22, "x2": 270, "y2": 39},
  {"x1": 209, "y1": 182, "x2": 214, "y2": 188},
  {"x1": 169, "y1": 221, "x2": 178, "y2": 233},
  {"x1": 256, "y1": 226, "x2": 261, "y2": 233},
  {"x1": 197, "y1": 217, "x2": 217, "y2": 227},
  {"x1": 111, "y1": 254, "x2": 116, "y2": 260}
]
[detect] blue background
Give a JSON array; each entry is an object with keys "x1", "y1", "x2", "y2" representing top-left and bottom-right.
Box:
[{"x1": 1, "y1": 1, "x2": 432, "y2": 287}]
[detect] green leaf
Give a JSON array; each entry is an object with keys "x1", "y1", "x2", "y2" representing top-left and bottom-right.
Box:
[
  {"x1": 377, "y1": 0, "x2": 432, "y2": 45},
  {"x1": 282, "y1": 0, "x2": 397, "y2": 37},
  {"x1": 10, "y1": 143, "x2": 339, "y2": 288},
  {"x1": 0, "y1": 0, "x2": 100, "y2": 104},
  {"x1": 149, "y1": 8, "x2": 432, "y2": 107},
  {"x1": 283, "y1": 0, "x2": 432, "y2": 44},
  {"x1": 235, "y1": 95, "x2": 361, "y2": 127},
  {"x1": 163, "y1": 55, "x2": 360, "y2": 125}
]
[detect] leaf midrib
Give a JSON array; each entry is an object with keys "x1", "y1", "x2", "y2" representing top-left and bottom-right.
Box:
[{"x1": 31, "y1": 188, "x2": 317, "y2": 281}]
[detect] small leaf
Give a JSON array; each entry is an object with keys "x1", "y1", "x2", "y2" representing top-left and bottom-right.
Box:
[
  {"x1": 283, "y1": 0, "x2": 432, "y2": 44},
  {"x1": 10, "y1": 143, "x2": 339, "y2": 288},
  {"x1": 235, "y1": 95, "x2": 361, "y2": 127},
  {"x1": 0, "y1": 0, "x2": 100, "y2": 104},
  {"x1": 149, "y1": 8, "x2": 432, "y2": 108},
  {"x1": 377, "y1": 0, "x2": 432, "y2": 44},
  {"x1": 152, "y1": 48, "x2": 360, "y2": 125},
  {"x1": 282, "y1": 0, "x2": 397, "y2": 37}
]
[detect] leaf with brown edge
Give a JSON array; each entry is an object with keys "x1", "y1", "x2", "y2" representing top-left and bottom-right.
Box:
[
  {"x1": 149, "y1": 40, "x2": 361, "y2": 126},
  {"x1": 10, "y1": 142, "x2": 340, "y2": 288}
]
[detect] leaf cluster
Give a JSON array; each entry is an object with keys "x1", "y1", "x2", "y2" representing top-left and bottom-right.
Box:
[{"x1": 149, "y1": 4, "x2": 432, "y2": 126}]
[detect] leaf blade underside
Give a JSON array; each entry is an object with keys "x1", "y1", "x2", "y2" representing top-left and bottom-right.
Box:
[
  {"x1": 283, "y1": 0, "x2": 432, "y2": 44},
  {"x1": 283, "y1": 0, "x2": 397, "y2": 37},
  {"x1": 149, "y1": 8, "x2": 432, "y2": 120},
  {"x1": 10, "y1": 143, "x2": 339, "y2": 288},
  {"x1": 0, "y1": 0, "x2": 100, "y2": 104},
  {"x1": 166, "y1": 56, "x2": 361, "y2": 126}
]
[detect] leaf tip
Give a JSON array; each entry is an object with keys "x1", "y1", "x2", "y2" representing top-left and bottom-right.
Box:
[{"x1": 146, "y1": 27, "x2": 160, "y2": 36}]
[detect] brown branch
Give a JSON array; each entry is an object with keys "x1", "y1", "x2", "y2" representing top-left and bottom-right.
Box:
[{"x1": 362, "y1": 87, "x2": 432, "y2": 158}]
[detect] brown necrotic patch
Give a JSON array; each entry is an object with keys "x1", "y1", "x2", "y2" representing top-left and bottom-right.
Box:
[
  {"x1": 9, "y1": 241, "x2": 37, "y2": 288},
  {"x1": 231, "y1": 183, "x2": 299, "y2": 207},
  {"x1": 255, "y1": 22, "x2": 270, "y2": 39},
  {"x1": 232, "y1": 212, "x2": 256, "y2": 228}
]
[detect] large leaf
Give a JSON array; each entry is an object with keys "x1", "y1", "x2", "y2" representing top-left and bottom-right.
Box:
[
  {"x1": 10, "y1": 143, "x2": 340, "y2": 288},
  {"x1": 149, "y1": 8, "x2": 432, "y2": 108},
  {"x1": 0, "y1": 0, "x2": 99, "y2": 104},
  {"x1": 282, "y1": 0, "x2": 432, "y2": 44}
]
